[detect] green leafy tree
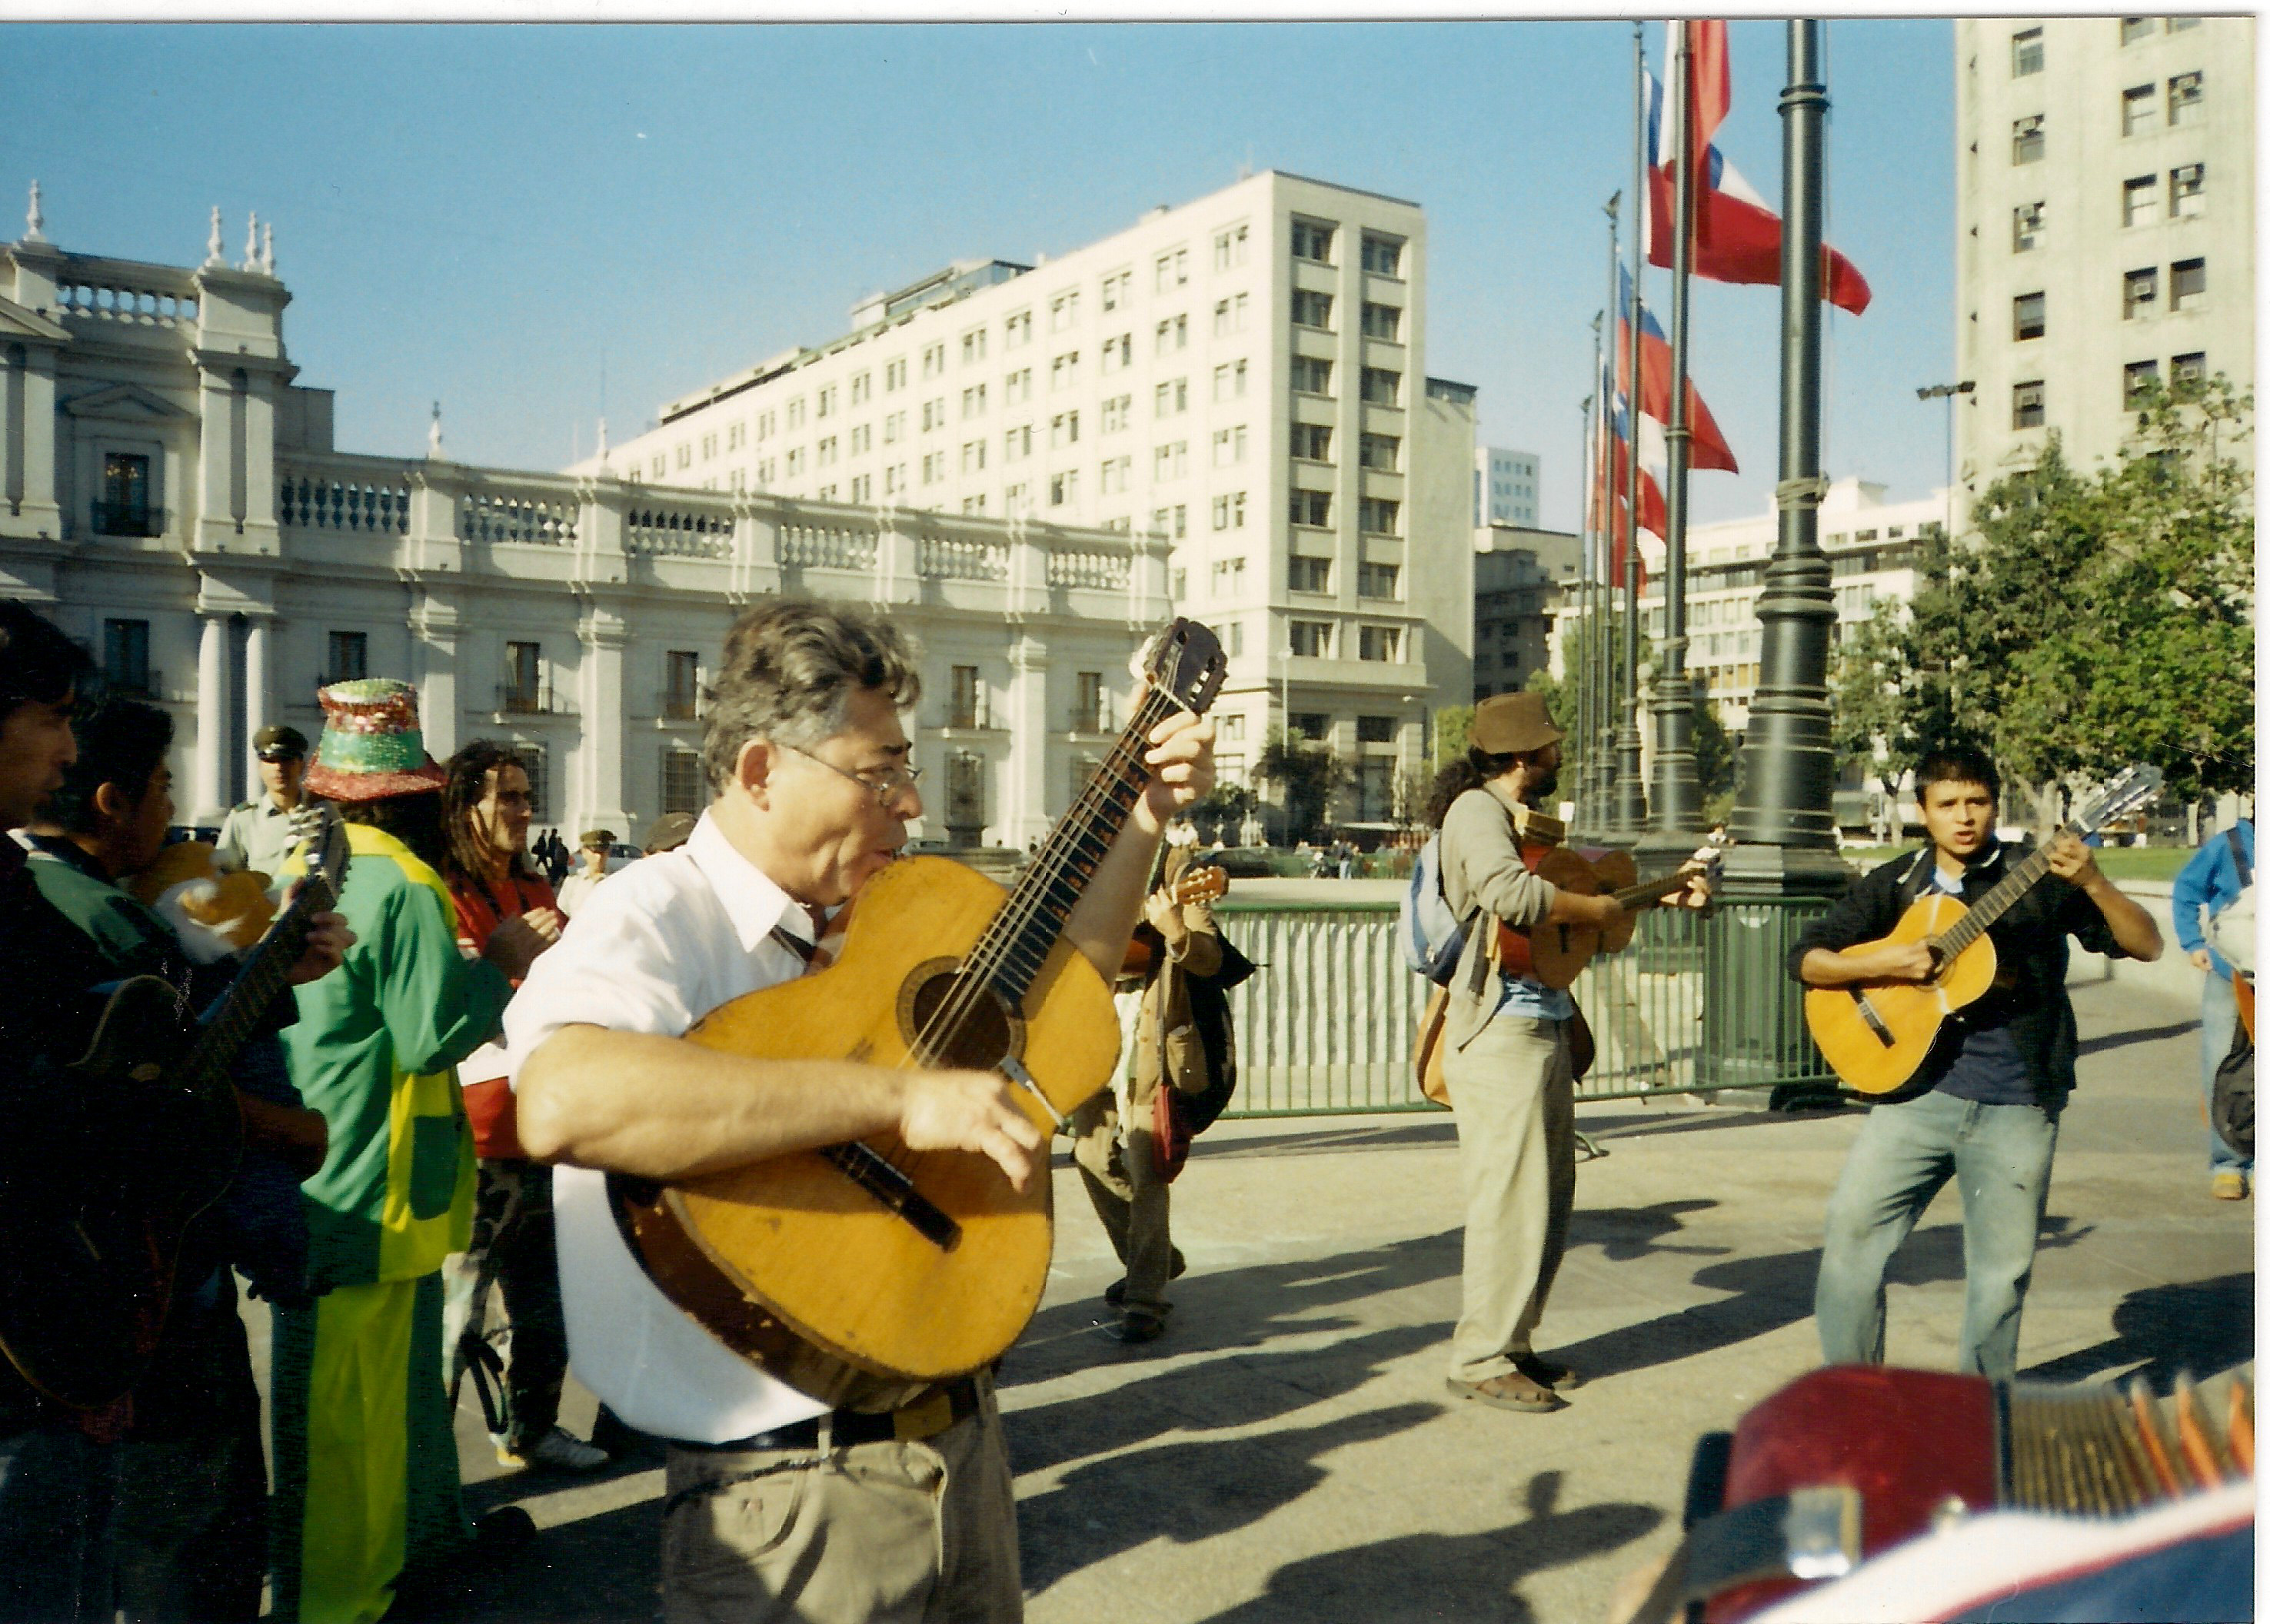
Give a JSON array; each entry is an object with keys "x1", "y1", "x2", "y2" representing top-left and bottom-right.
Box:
[
  {"x1": 1829, "y1": 375, "x2": 2252, "y2": 810},
  {"x1": 1254, "y1": 732, "x2": 1351, "y2": 844},
  {"x1": 1428, "y1": 704, "x2": 1475, "y2": 774}
]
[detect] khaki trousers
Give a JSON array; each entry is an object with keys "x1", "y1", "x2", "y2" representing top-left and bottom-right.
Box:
[
  {"x1": 1444, "y1": 1015, "x2": 1576, "y2": 1383},
  {"x1": 1068, "y1": 1090, "x2": 1175, "y2": 1317},
  {"x1": 659, "y1": 1380, "x2": 1021, "y2": 1624}
]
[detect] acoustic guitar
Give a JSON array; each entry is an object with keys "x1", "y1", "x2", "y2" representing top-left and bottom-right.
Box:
[
  {"x1": 614, "y1": 620, "x2": 1228, "y2": 1408},
  {"x1": 1120, "y1": 864, "x2": 1229, "y2": 978},
  {"x1": 1804, "y1": 767, "x2": 2162, "y2": 1097},
  {"x1": 0, "y1": 814, "x2": 350, "y2": 1409},
  {"x1": 1504, "y1": 835, "x2": 1726, "y2": 990}
]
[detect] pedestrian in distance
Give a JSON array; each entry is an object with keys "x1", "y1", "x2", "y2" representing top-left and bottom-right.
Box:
[
  {"x1": 216, "y1": 722, "x2": 319, "y2": 879},
  {"x1": 2172, "y1": 817, "x2": 2254, "y2": 1200}
]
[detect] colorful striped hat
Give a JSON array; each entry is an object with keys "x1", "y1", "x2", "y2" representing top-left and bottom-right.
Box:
[{"x1": 304, "y1": 678, "x2": 449, "y2": 801}]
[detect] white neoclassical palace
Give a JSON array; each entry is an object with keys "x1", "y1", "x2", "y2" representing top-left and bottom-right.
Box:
[{"x1": 0, "y1": 195, "x2": 1171, "y2": 847}]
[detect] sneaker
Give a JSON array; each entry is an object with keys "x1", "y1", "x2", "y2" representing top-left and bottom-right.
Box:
[
  {"x1": 498, "y1": 1426, "x2": 611, "y2": 1473},
  {"x1": 2211, "y1": 1170, "x2": 2248, "y2": 1201}
]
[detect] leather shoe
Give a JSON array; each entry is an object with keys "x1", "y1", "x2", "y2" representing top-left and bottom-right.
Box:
[
  {"x1": 1103, "y1": 1251, "x2": 1188, "y2": 1307},
  {"x1": 1445, "y1": 1373, "x2": 1567, "y2": 1413},
  {"x1": 1515, "y1": 1353, "x2": 1581, "y2": 1391},
  {"x1": 1112, "y1": 1310, "x2": 1167, "y2": 1344}
]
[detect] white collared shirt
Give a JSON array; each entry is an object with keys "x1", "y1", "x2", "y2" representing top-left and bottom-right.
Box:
[{"x1": 501, "y1": 810, "x2": 827, "y2": 1443}]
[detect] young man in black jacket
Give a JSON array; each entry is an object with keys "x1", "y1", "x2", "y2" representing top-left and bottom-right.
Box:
[{"x1": 1792, "y1": 745, "x2": 2162, "y2": 1379}]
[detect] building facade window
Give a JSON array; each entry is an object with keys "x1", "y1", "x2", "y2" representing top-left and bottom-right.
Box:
[
  {"x1": 2122, "y1": 174, "x2": 2158, "y2": 226},
  {"x1": 2120, "y1": 15, "x2": 2157, "y2": 44},
  {"x1": 2012, "y1": 114, "x2": 2045, "y2": 164},
  {"x1": 960, "y1": 329, "x2": 987, "y2": 365},
  {"x1": 1153, "y1": 314, "x2": 1187, "y2": 355},
  {"x1": 961, "y1": 440, "x2": 986, "y2": 474},
  {"x1": 1153, "y1": 378, "x2": 1188, "y2": 418},
  {"x1": 1358, "y1": 498, "x2": 1401, "y2": 535},
  {"x1": 1073, "y1": 671, "x2": 1106, "y2": 732},
  {"x1": 2122, "y1": 83, "x2": 2157, "y2": 136},
  {"x1": 326, "y1": 630, "x2": 368, "y2": 684},
  {"x1": 1210, "y1": 426, "x2": 1248, "y2": 466},
  {"x1": 1049, "y1": 291, "x2": 1078, "y2": 332},
  {"x1": 2011, "y1": 25, "x2": 2043, "y2": 75},
  {"x1": 1290, "y1": 488, "x2": 1332, "y2": 527},
  {"x1": 961, "y1": 384, "x2": 987, "y2": 418},
  {"x1": 2012, "y1": 379, "x2": 2046, "y2": 428},
  {"x1": 95, "y1": 451, "x2": 154, "y2": 536},
  {"x1": 920, "y1": 344, "x2": 945, "y2": 380},
  {"x1": 1099, "y1": 454, "x2": 1130, "y2": 494},
  {"x1": 1290, "y1": 219, "x2": 1336, "y2": 263},
  {"x1": 1358, "y1": 432, "x2": 1400, "y2": 471},
  {"x1": 2123, "y1": 358, "x2": 2161, "y2": 405},
  {"x1": 662, "y1": 748, "x2": 704, "y2": 814},
  {"x1": 1288, "y1": 622, "x2": 1333, "y2": 659},
  {"x1": 2172, "y1": 351, "x2": 2208, "y2": 389},
  {"x1": 99, "y1": 617, "x2": 151, "y2": 694},
  {"x1": 1290, "y1": 356, "x2": 1333, "y2": 395},
  {"x1": 1357, "y1": 625, "x2": 1403, "y2": 663},
  {"x1": 1289, "y1": 555, "x2": 1330, "y2": 594},
  {"x1": 2171, "y1": 162, "x2": 2205, "y2": 216},
  {"x1": 2168, "y1": 72, "x2": 2204, "y2": 127},
  {"x1": 1360, "y1": 233, "x2": 1403, "y2": 277},
  {"x1": 1357, "y1": 561, "x2": 1401, "y2": 600},
  {"x1": 1210, "y1": 491, "x2": 1246, "y2": 531},
  {"x1": 1050, "y1": 353, "x2": 1080, "y2": 391},
  {"x1": 504, "y1": 641, "x2": 542, "y2": 712},
  {"x1": 1004, "y1": 311, "x2": 1032, "y2": 349},
  {"x1": 1360, "y1": 301, "x2": 1403, "y2": 341},
  {"x1": 1100, "y1": 395, "x2": 1130, "y2": 434},
  {"x1": 1291, "y1": 423, "x2": 1333, "y2": 461},
  {"x1": 885, "y1": 359, "x2": 907, "y2": 391},
  {"x1": 1154, "y1": 441, "x2": 1187, "y2": 480},
  {"x1": 1100, "y1": 332, "x2": 1131, "y2": 373},
  {"x1": 1049, "y1": 470, "x2": 1075, "y2": 506},
  {"x1": 1213, "y1": 360, "x2": 1248, "y2": 401},
  {"x1": 1213, "y1": 225, "x2": 1249, "y2": 270},
  {"x1": 1360, "y1": 367, "x2": 1402, "y2": 406},
  {"x1": 1050, "y1": 411, "x2": 1080, "y2": 448},
  {"x1": 663, "y1": 650, "x2": 702, "y2": 720},
  {"x1": 2012, "y1": 291, "x2": 2046, "y2": 341},
  {"x1": 1004, "y1": 368, "x2": 1031, "y2": 406},
  {"x1": 2012, "y1": 201, "x2": 2046, "y2": 251},
  {"x1": 2170, "y1": 257, "x2": 2205, "y2": 310},
  {"x1": 2123, "y1": 266, "x2": 2158, "y2": 318},
  {"x1": 1290, "y1": 290, "x2": 1333, "y2": 329},
  {"x1": 1101, "y1": 271, "x2": 1130, "y2": 311},
  {"x1": 1356, "y1": 714, "x2": 1395, "y2": 744}
]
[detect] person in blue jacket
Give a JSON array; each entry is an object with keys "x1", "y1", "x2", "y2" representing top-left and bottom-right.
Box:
[{"x1": 2172, "y1": 818, "x2": 2254, "y2": 1200}]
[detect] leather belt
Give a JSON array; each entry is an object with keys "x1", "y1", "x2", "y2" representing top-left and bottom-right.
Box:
[{"x1": 681, "y1": 1377, "x2": 981, "y2": 1453}]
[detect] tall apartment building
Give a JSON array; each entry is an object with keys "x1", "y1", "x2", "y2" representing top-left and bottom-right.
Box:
[
  {"x1": 1473, "y1": 524, "x2": 1577, "y2": 700},
  {"x1": 579, "y1": 171, "x2": 1476, "y2": 814},
  {"x1": 1953, "y1": 16, "x2": 2255, "y2": 520},
  {"x1": 1474, "y1": 446, "x2": 1540, "y2": 527}
]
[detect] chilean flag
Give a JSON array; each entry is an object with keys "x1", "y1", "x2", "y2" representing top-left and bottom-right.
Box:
[
  {"x1": 1619, "y1": 265, "x2": 1739, "y2": 474},
  {"x1": 1643, "y1": 55, "x2": 1872, "y2": 315},
  {"x1": 1594, "y1": 354, "x2": 1660, "y2": 592}
]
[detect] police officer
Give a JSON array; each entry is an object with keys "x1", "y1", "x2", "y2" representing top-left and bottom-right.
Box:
[{"x1": 216, "y1": 724, "x2": 317, "y2": 879}]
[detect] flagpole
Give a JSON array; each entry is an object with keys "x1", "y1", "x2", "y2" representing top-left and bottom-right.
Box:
[
  {"x1": 1615, "y1": 19, "x2": 1650, "y2": 837},
  {"x1": 1590, "y1": 190, "x2": 1622, "y2": 830},
  {"x1": 1578, "y1": 344, "x2": 1599, "y2": 830},
  {"x1": 1646, "y1": 18, "x2": 1706, "y2": 845}
]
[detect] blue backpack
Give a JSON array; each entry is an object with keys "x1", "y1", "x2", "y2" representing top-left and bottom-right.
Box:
[{"x1": 1399, "y1": 833, "x2": 1473, "y2": 987}]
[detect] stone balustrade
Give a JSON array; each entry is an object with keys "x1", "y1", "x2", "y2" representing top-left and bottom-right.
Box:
[
  {"x1": 270, "y1": 455, "x2": 1166, "y2": 621},
  {"x1": 51, "y1": 255, "x2": 202, "y2": 329}
]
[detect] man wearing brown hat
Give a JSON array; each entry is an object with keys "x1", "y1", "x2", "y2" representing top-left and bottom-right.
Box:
[
  {"x1": 218, "y1": 723, "x2": 318, "y2": 880},
  {"x1": 1423, "y1": 691, "x2": 1705, "y2": 1414}
]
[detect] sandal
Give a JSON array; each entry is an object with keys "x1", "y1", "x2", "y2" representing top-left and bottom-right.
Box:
[{"x1": 1445, "y1": 1373, "x2": 1568, "y2": 1413}]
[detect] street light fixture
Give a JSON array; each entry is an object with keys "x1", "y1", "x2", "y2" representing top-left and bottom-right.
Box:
[{"x1": 1917, "y1": 380, "x2": 1975, "y2": 504}]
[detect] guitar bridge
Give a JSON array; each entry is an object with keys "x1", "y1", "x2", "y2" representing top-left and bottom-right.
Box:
[
  {"x1": 1849, "y1": 991, "x2": 1898, "y2": 1049},
  {"x1": 820, "y1": 1142, "x2": 961, "y2": 1251}
]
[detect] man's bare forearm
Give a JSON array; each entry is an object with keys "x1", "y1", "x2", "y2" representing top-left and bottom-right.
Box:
[
  {"x1": 1060, "y1": 810, "x2": 1163, "y2": 984},
  {"x1": 2083, "y1": 879, "x2": 2164, "y2": 962},
  {"x1": 515, "y1": 1024, "x2": 910, "y2": 1180}
]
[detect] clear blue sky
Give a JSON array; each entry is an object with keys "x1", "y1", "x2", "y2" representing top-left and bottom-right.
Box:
[{"x1": 5, "y1": 19, "x2": 1953, "y2": 529}]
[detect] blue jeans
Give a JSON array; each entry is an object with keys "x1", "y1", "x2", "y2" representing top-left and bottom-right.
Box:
[
  {"x1": 2201, "y1": 970, "x2": 2250, "y2": 1174},
  {"x1": 0, "y1": 1426, "x2": 117, "y2": 1622},
  {"x1": 1816, "y1": 1089, "x2": 2059, "y2": 1382}
]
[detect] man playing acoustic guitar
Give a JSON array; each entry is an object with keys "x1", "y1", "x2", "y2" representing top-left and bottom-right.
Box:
[
  {"x1": 1794, "y1": 745, "x2": 2161, "y2": 1380},
  {"x1": 504, "y1": 600, "x2": 1213, "y2": 1623}
]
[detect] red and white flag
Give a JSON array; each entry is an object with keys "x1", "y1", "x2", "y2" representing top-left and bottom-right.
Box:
[
  {"x1": 1643, "y1": 45, "x2": 1872, "y2": 315},
  {"x1": 1619, "y1": 266, "x2": 1739, "y2": 474}
]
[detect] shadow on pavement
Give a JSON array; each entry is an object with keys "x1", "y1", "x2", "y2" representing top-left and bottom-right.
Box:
[
  {"x1": 1546, "y1": 1220, "x2": 2092, "y2": 1381},
  {"x1": 1192, "y1": 1469, "x2": 1665, "y2": 1624},
  {"x1": 2020, "y1": 1272, "x2": 2255, "y2": 1390},
  {"x1": 1017, "y1": 1402, "x2": 1445, "y2": 1596},
  {"x1": 401, "y1": 1497, "x2": 661, "y2": 1623},
  {"x1": 2075, "y1": 1019, "x2": 2199, "y2": 1058}
]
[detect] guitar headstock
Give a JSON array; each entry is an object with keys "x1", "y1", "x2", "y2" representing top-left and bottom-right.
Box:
[
  {"x1": 295, "y1": 804, "x2": 352, "y2": 909},
  {"x1": 1140, "y1": 619, "x2": 1228, "y2": 719},
  {"x1": 1173, "y1": 865, "x2": 1229, "y2": 907},
  {"x1": 2072, "y1": 766, "x2": 2164, "y2": 840}
]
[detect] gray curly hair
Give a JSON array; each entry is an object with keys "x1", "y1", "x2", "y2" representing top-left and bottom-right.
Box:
[{"x1": 701, "y1": 599, "x2": 923, "y2": 795}]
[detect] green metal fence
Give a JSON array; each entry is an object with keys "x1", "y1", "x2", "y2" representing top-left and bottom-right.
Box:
[{"x1": 1210, "y1": 895, "x2": 1838, "y2": 1116}]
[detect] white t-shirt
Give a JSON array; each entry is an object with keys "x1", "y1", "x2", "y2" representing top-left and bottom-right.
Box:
[{"x1": 501, "y1": 811, "x2": 827, "y2": 1443}]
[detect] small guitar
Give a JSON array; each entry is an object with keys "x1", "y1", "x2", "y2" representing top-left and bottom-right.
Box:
[
  {"x1": 1120, "y1": 864, "x2": 1229, "y2": 977},
  {"x1": 617, "y1": 619, "x2": 1228, "y2": 1407},
  {"x1": 1805, "y1": 767, "x2": 2162, "y2": 1097},
  {"x1": 0, "y1": 814, "x2": 350, "y2": 1409},
  {"x1": 1505, "y1": 835, "x2": 1727, "y2": 990}
]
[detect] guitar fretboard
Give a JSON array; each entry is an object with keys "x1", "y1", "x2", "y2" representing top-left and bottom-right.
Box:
[
  {"x1": 957, "y1": 686, "x2": 1181, "y2": 1020},
  {"x1": 182, "y1": 877, "x2": 333, "y2": 1092}
]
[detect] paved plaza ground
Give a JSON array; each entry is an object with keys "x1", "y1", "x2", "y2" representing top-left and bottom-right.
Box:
[{"x1": 251, "y1": 975, "x2": 2252, "y2": 1622}]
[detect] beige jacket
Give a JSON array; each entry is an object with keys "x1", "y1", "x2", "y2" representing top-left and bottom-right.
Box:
[
  {"x1": 1119, "y1": 848, "x2": 1224, "y2": 1106},
  {"x1": 1440, "y1": 785, "x2": 1560, "y2": 1052}
]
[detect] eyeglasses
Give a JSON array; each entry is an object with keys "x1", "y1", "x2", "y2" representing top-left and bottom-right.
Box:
[{"x1": 782, "y1": 742, "x2": 923, "y2": 809}]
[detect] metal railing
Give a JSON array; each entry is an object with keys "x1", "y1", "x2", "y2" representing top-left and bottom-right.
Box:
[
  {"x1": 90, "y1": 502, "x2": 164, "y2": 537},
  {"x1": 495, "y1": 681, "x2": 571, "y2": 717},
  {"x1": 1209, "y1": 897, "x2": 1837, "y2": 1117}
]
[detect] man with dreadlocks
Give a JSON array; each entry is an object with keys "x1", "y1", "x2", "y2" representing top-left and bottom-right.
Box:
[{"x1": 436, "y1": 740, "x2": 607, "y2": 1474}]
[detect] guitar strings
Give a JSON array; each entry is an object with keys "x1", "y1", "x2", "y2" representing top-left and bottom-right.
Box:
[{"x1": 887, "y1": 684, "x2": 1184, "y2": 1183}]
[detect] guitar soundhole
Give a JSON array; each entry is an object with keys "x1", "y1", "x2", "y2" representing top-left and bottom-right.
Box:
[{"x1": 900, "y1": 960, "x2": 1023, "y2": 1071}]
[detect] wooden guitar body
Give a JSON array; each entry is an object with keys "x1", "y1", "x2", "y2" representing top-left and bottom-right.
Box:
[
  {"x1": 631, "y1": 855, "x2": 1121, "y2": 1406},
  {"x1": 1802, "y1": 894, "x2": 1999, "y2": 1097}
]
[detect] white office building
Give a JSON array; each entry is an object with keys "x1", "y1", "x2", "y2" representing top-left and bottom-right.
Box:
[
  {"x1": 576, "y1": 171, "x2": 1477, "y2": 820},
  {"x1": 1474, "y1": 446, "x2": 1540, "y2": 528},
  {"x1": 0, "y1": 202, "x2": 1167, "y2": 848},
  {"x1": 1952, "y1": 16, "x2": 2254, "y2": 517}
]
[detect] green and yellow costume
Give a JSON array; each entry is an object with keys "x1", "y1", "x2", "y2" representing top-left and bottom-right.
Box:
[{"x1": 271, "y1": 824, "x2": 510, "y2": 1624}]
